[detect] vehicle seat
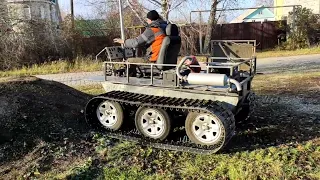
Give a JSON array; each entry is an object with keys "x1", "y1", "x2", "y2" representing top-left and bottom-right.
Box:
[
  {"x1": 156, "y1": 23, "x2": 181, "y2": 70},
  {"x1": 137, "y1": 23, "x2": 181, "y2": 77}
]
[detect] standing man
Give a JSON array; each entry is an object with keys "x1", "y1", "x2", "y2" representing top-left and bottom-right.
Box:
[{"x1": 113, "y1": 10, "x2": 167, "y2": 76}]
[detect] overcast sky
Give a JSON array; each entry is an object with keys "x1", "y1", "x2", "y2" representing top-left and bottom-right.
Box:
[{"x1": 59, "y1": 0, "x2": 256, "y2": 23}]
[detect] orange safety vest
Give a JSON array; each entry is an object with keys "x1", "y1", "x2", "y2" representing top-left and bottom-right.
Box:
[{"x1": 150, "y1": 27, "x2": 166, "y2": 62}]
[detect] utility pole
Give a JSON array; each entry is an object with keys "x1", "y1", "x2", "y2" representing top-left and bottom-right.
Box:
[
  {"x1": 70, "y1": 0, "x2": 74, "y2": 29},
  {"x1": 118, "y1": 0, "x2": 125, "y2": 47},
  {"x1": 70, "y1": 0, "x2": 75, "y2": 58},
  {"x1": 199, "y1": 12, "x2": 203, "y2": 54}
]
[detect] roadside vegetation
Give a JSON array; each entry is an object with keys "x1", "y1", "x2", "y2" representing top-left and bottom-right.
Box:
[
  {"x1": 0, "y1": 56, "x2": 102, "y2": 78},
  {"x1": 74, "y1": 84, "x2": 105, "y2": 95},
  {"x1": 1, "y1": 46, "x2": 320, "y2": 78},
  {"x1": 257, "y1": 46, "x2": 320, "y2": 59},
  {"x1": 253, "y1": 71, "x2": 320, "y2": 97}
]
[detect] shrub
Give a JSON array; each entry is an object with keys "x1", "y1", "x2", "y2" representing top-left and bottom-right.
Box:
[{"x1": 284, "y1": 7, "x2": 320, "y2": 50}]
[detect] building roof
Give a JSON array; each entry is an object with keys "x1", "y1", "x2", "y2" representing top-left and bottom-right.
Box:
[
  {"x1": 230, "y1": 9, "x2": 258, "y2": 23},
  {"x1": 230, "y1": 6, "x2": 268, "y2": 23}
]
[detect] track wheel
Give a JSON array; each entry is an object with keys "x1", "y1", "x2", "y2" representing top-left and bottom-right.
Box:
[
  {"x1": 135, "y1": 107, "x2": 171, "y2": 141},
  {"x1": 96, "y1": 100, "x2": 124, "y2": 130},
  {"x1": 185, "y1": 112, "x2": 225, "y2": 146}
]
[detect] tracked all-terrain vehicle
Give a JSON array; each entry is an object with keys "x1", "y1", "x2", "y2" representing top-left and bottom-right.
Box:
[
  {"x1": 85, "y1": 23, "x2": 257, "y2": 154},
  {"x1": 85, "y1": 0, "x2": 256, "y2": 154}
]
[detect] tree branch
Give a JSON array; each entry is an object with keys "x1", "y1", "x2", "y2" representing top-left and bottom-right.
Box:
[
  {"x1": 146, "y1": 0, "x2": 162, "y2": 6},
  {"x1": 126, "y1": 0, "x2": 147, "y2": 25}
]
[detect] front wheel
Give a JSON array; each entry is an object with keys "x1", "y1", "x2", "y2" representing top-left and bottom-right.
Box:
[{"x1": 135, "y1": 107, "x2": 171, "y2": 141}]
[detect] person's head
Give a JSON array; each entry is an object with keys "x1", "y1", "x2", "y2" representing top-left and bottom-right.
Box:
[{"x1": 146, "y1": 10, "x2": 160, "y2": 24}]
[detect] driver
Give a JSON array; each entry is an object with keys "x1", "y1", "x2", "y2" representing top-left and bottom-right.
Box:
[{"x1": 113, "y1": 10, "x2": 167, "y2": 76}]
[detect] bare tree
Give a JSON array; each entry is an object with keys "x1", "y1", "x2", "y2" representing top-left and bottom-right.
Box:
[
  {"x1": 82, "y1": 0, "x2": 189, "y2": 23},
  {"x1": 126, "y1": 0, "x2": 148, "y2": 25},
  {"x1": 137, "y1": 0, "x2": 188, "y2": 20},
  {"x1": 203, "y1": 0, "x2": 238, "y2": 53}
]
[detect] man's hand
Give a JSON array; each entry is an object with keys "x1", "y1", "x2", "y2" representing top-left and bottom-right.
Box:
[{"x1": 113, "y1": 38, "x2": 124, "y2": 44}]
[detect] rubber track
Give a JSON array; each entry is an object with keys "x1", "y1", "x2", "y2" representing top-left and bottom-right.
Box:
[{"x1": 85, "y1": 91, "x2": 236, "y2": 154}]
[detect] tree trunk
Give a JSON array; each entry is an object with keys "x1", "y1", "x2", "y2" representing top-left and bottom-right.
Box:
[
  {"x1": 162, "y1": 0, "x2": 169, "y2": 20},
  {"x1": 203, "y1": 0, "x2": 218, "y2": 54}
]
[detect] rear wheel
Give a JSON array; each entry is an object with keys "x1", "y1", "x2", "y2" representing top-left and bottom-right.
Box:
[
  {"x1": 236, "y1": 92, "x2": 255, "y2": 122},
  {"x1": 185, "y1": 111, "x2": 225, "y2": 146},
  {"x1": 96, "y1": 101, "x2": 124, "y2": 130},
  {"x1": 135, "y1": 107, "x2": 171, "y2": 141}
]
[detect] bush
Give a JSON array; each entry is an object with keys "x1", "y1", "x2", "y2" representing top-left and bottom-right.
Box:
[
  {"x1": 283, "y1": 7, "x2": 320, "y2": 50},
  {"x1": 0, "y1": 18, "x2": 73, "y2": 71}
]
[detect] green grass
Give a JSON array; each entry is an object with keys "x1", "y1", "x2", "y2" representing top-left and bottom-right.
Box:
[
  {"x1": 0, "y1": 56, "x2": 102, "y2": 78},
  {"x1": 54, "y1": 138, "x2": 319, "y2": 180},
  {"x1": 73, "y1": 84, "x2": 105, "y2": 95},
  {"x1": 252, "y1": 71, "x2": 320, "y2": 96},
  {"x1": 256, "y1": 46, "x2": 320, "y2": 59}
]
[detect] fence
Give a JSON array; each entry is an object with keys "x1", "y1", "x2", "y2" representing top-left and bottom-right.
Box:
[
  {"x1": 211, "y1": 21, "x2": 287, "y2": 51},
  {"x1": 75, "y1": 20, "x2": 287, "y2": 58}
]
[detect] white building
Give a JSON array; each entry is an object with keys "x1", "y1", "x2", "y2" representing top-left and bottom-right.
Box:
[
  {"x1": 274, "y1": 0, "x2": 320, "y2": 20},
  {"x1": 5, "y1": 0, "x2": 61, "y2": 32},
  {"x1": 230, "y1": 6, "x2": 276, "y2": 24},
  {"x1": 0, "y1": 0, "x2": 9, "y2": 28}
]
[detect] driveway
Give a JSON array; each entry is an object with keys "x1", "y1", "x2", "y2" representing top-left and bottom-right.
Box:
[
  {"x1": 256, "y1": 54, "x2": 320, "y2": 74},
  {"x1": 35, "y1": 54, "x2": 320, "y2": 86}
]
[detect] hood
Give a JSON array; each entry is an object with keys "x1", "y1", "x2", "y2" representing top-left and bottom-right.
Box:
[{"x1": 148, "y1": 19, "x2": 167, "y2": 28}]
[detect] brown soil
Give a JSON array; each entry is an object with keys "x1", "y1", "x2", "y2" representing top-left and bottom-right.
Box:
[
  {"x1": 0, "y1": 77, "x2": 96, "y2": 179},
  {"x1": 0, "y1": 75, "x2": 319, "y2": 179}
]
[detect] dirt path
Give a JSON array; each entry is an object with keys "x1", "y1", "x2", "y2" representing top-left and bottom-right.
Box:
[
  {"x1": 34, "y1": 54, "x2": 320, "y2": 86},
  {"x1": 256, "y1": 54, "x2": 320, "y2": 74}
]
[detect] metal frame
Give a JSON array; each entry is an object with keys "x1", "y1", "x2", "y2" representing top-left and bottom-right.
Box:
[
  {"x1": 102, "y1": 58, "x2": 255, "y2": 93},
  {"x1": 210, "y1": 40, "x2": 257, "y2": 56},
  {"x1": 95, "y1": 47, "x2": 107, "y2": 61},
  {"x1": 100, "y1": 39, "x2": 257, "y2": 94}
]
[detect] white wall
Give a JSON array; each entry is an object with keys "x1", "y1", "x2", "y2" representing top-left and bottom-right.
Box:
[
  {"x1": 6, "y1": 0, "x2": 60, "y2": 32},
  {"x1": 7, "y1": 0, "x2": 59, "y2": 22},
  {"x1": 243, "y1": 18, "x2": 276, "y2": 23},
  {"x1": 283, "y1": 0, "x2": 320, "y2": 16}
]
